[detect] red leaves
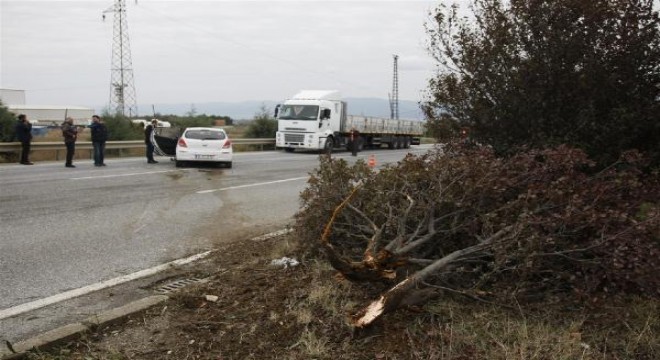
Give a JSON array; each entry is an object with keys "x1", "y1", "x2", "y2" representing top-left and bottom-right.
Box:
[{"x1": 297, "y1": 143, "x2": 660, "y2": 313}]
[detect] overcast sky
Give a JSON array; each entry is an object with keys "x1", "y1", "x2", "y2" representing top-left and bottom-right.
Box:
[{"x1": 1, "y1": 0, "x2": 441, "y2": 110}]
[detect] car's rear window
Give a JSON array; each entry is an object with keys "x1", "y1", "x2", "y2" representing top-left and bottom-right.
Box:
[{"x1": 185, "y1": 129, "x2": 226, "y2": 140}]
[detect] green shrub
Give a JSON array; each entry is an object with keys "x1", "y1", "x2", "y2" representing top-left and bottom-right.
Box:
[
  {"x1": 245, "y1": 105, "x2": 277, "y2": 138},
  {"x1": 100, "y1": 112, "x2": 142, "y2": 141},
  {"x1": 166, "y1": 114, "x2": 232, "y2": 128},
  {"x1": 0, "y1": 101, "x2": 17, "y2": 142}
]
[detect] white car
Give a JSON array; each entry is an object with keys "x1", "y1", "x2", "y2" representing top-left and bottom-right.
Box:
[{"x1": 175, "y1": 127, "x2": 233, "y2": 168}]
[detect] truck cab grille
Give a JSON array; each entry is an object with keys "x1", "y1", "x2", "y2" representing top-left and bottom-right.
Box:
[{"x1": 284, "y1": 134, "x2": 305, "y2": 143}]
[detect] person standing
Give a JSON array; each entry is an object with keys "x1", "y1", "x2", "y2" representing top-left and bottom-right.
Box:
[
  {"x1": 144, "y1": 119, "x2": 158, "y2": 164},
  {"x1": 90, "y1": 115, "x2": 108, "y2": 166},
  {"x1": 349, "y1": 127, "x2": 360, "y2": 156},
  {"x1": 61, "y1": 117, "x2": 78, "y2": 168},
  {"x1": 14, "y1": 114, "x2": 33, "y2": 165}
]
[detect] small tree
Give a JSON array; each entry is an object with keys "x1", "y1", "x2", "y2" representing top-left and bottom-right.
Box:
[
  {"x1": 100, "y1": 111, "x2": 143, "y2": 140},
  {"x1": 166, "y1": 114, "x2": 231, "y2": 128},
  {"x1": 423, "y1": 0, "x2": 660, "y2": 165},
  {"x1": 245, "y1": 104, "x2": 277, "y2": 138},
  {"x1": 0, "y1": 101, "x2": 17, "y2": 142}
]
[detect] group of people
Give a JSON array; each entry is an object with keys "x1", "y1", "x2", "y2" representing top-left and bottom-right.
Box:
[
  {"x1": 62, "y1": 115, "x2": 109, "y2": 167},
  {"x1": 14, "y1": 114, "x2": 158, "y2": 167}
]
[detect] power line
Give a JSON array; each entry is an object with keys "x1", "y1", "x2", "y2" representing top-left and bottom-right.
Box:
[{"x1": 130, "y1": 3, "x2": 395, "y2": 99}]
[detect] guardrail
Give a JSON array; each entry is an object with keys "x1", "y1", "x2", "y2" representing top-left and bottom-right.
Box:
[
  {"x1": 0, "y1": 138, "x2": 276, "y2": 152},
  {"x1": 0, "y1": 138, "x2": 277, "y2": 162}
]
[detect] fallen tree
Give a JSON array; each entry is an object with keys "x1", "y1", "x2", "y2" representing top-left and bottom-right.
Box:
[{"x1": 295, "y1": 145, "x2": 660, "y2": 327}]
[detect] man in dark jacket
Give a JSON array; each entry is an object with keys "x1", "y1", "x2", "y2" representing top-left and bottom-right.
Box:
[
  {"x1": 349, "y1": 127, "x2": 360, "y2": 156},
  {"x1": 90, "y1": 115, "x2": 108, "y2": 166},
  {"x1": 62, "y1": 117, "x2": 78, "y2": 168},
  {"x1": 15, "y1": 114, "x2": 33, "y2": 165},
  {"x1": 144, "y1": 119, "x2": 158, "y2": 164}
]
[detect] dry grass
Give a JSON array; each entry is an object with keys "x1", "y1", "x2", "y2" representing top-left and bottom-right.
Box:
[
  {"x1": 399, "y1": 297, "x2": 659, "y2": 360},
  {"x1": 292, "y1": 329, "x2": 331, "y2": 358}
]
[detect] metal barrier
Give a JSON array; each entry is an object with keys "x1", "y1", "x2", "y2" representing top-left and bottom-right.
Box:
[
  {"x1": 0, "y1": 138, "x2": 276, "y2": 152},
  {"x1": 0, "y1": 139, "x2": 276, "y2": 161}
]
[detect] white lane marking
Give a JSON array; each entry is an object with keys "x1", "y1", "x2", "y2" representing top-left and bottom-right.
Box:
[
  {"x1": 0, "y1": 251, "x2": 213, "y2": 321},
  {"x1": 69, "y1": 169, "x2": 184, "y2": 180},
  {"x1": 196, "y1": 176, "x2": 308, "y2": 194}
]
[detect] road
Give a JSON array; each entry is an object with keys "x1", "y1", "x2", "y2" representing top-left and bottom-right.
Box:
[{"x1": 0, "y1": 145, "x2": 434, "y2": 343}]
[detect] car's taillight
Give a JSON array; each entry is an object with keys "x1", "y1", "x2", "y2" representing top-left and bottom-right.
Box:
[
  {"x1": 177, "y1": 138, "x2": 187, "y2": 148},
  {"x1": 222, "y1": 139, "x2": 232, "y2": 149}
]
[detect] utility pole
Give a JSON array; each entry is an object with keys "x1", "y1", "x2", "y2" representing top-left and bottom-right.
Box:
[
  {"x1": 103, "y1": 0, "x2": 138, "y2": 117},
  {"x1": 390, "y1": 54, "x2": 399, "y2": 120}
]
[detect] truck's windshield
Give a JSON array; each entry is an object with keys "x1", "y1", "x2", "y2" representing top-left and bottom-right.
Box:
[{"x1": 277, "y1": 105, "x2": 319, "y2": 120}]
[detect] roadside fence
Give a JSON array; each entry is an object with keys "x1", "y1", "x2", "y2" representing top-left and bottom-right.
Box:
[{"x1": 0, "y1": 139, "x2": 276, "y2": 163}]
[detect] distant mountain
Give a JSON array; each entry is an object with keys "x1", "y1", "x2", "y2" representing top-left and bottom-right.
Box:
[{"x1": 133, "y1": 98, "x2": 424, "y2": 121}]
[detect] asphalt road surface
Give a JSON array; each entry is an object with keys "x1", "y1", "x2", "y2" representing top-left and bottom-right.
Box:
[{"x1": 0, "y1": 145, "x2": 435, "y2": 342}]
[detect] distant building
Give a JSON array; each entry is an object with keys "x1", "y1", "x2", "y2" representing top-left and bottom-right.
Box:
[
  {"x1": 0, "y1": 89, "x2": 26, "y2": 105},
  {"x1": 0, "y1": 89, "x2": 94, "y2": 126}
]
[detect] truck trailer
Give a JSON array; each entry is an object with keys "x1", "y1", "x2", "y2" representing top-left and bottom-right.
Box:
[{"x1": 275, "y1": 90, "x2": 424, "y2": 153}]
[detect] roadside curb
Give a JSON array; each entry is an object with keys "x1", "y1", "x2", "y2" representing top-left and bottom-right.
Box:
[{"x1": 1, "y1": 295, "x2": 169, "y2": 359}]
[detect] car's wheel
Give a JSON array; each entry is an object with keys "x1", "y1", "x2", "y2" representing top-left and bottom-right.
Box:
[
  {"x1": 284, "y1": 148, "x2": 295, "y2": 153},
  {"x1": 323, "y1": 137, "x2": 334, "y2": 154},
  {"x1": 226, "y1": 161, "x2": 233, "y2": 169},
  {"x1": 175, "y1": 160, "x2": 183, "y2": 167}
]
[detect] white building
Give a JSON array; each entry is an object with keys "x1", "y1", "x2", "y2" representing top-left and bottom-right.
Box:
[
  {"x1": 0, "y1": 89, "x2": 94, "y2": 126},
  {"x1": 0, "y1": 89, "x2": 26, "y2": 104}
]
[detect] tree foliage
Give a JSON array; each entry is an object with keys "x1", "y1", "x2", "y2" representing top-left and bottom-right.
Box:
[
  {"x1": 100, "y1": 111, "x2": 143, "y2": 141},
  {"x1": 161, "y1": 114, "x2": 232, "y2": 128},
  {"x1": 0, "y1": 101, "x2": 17, "y2": 142},
  {"x1": 422, "y1": 0, "x2": 660, "y2": 165},
  {"x1": 245, "y1": 105, "x2": 277, "y2": 138},
  {"x1": 294, "y1": 146, "x2": 659, "y2": 325}
]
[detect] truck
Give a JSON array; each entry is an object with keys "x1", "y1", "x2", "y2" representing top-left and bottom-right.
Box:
[{"x1": 275, "y1": 90, "x2": 424, "y2": 153}]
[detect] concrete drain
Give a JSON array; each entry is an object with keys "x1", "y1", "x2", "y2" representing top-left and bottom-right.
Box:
[{"x1": 155, "y1": 277, "x2": 207, "y2": 294}]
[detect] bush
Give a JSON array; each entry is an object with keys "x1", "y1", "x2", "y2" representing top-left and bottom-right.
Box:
[
  {"x1": 0, "y1": 101, "x2": 17, "y2": 142},
  {"x1": 245, "y1": 105, "x2": 277, "y2": 138},
  {"x1": 165, "y1": 114, "x2": 232, "y2": 128},
  {"x1": 294, "y1": 145, "x2": 660, "y2": 310},
  {"x1": 100, "y1": 112, "x2": 143, "y2": 141}
]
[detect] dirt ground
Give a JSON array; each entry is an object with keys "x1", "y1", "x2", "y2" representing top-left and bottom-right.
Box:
[
  {"x1": 28, "y1": 234, "x2": 659, "y2": 360},
  {"x1": 31, "y1": 235, "x2": 426, "y2": 360}
]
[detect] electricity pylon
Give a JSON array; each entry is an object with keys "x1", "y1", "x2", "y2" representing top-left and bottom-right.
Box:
[
  {"x1": 389, "y1": 54, "x2": 399, "y2": 120},
  {"x1": 103, "y1": 0, "x2": 138, "y2": 117}
]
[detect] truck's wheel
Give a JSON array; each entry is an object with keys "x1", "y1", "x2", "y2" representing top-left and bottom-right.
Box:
[
  {"x1": 323, "y1": 137, "x2": 334, "y2": 154},
  {"x1": 403, "y1": 137, "x2": 411, "y2": 149},
  {"x1": 395, "y1": 136, "x2": 402, "y2": 149},
  {"x1": 387, "y1": 139, "x2": 395, "y2": 149}
]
